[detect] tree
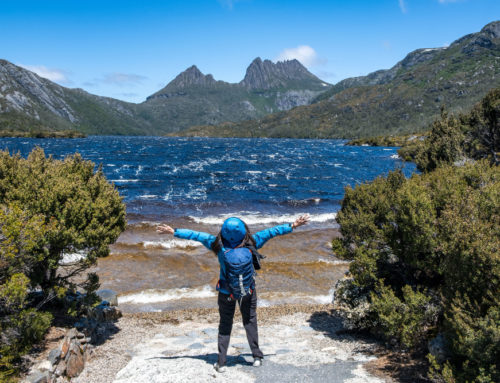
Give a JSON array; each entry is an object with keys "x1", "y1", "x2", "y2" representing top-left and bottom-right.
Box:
[
  {"x1": 333, "y1": 161, "x2": 499, "y2": 382},
  {"x1": 399, "y1": 87, "x2": 500, "y2": 171},
  {"x1": 0, "y1": 148, "x2": 126, "y2": 378},
  {"x1": 0, "y1": 205, "x2": 54, "y2": 379}
]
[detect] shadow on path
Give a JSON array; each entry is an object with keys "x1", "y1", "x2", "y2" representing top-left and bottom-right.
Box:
[
  {"x1": 308, "y1": 309, "x2": 431, "y2": 383},
  {"x1": 148, "y1": 352, "x2": 275, "y2": 367}
]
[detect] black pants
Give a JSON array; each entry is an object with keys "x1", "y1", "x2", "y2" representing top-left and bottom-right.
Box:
[{"x1": 217, "y1": 289, "x2": 263, "y2": 366}]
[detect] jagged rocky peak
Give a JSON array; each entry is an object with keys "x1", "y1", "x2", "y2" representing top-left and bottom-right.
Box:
[
  {"x1": 146, "y1": 65, "x2": 219, "y2": 101},
  {"x1": 240, "y1": 57, "x2": 321, "y2": 90},
  {"x1": 481, "y1": 20, "x2": 500, "y2": 39},
  {"x1": 166, "y1": 65, "x2": 217, "y2": 89},
  {"x1": 398, "y1": 47, "x2": 446, "y2": 70}
]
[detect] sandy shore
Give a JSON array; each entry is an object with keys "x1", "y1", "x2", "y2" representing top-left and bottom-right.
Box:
[{"x1": 72, "y1": 304, "x2": 394, "y2": 383}]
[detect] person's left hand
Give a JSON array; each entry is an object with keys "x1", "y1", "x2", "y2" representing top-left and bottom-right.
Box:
[
  {"x1": 292, "y1": 214, "x2": 310, "y2": 229},
  {"x1": 156, "y1": 224, "x2": 174, "y2": 235}
]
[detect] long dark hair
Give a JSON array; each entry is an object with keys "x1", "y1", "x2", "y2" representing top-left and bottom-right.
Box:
[{"x1": 210, "y1": 221, "x2": 256, "y2": 254}]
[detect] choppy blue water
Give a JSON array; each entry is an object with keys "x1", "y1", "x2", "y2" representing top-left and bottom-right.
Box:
[{"x1": 0, "y1": 136, "x2": 415, "y2": 225}]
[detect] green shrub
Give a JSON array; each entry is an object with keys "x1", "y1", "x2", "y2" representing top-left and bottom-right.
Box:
[
  {"x1": 370, "y1": 283, "x2": 438, "y2": 350},
  {"x1": 0, "y1": 147, "x2": 126, "y2": 301},
  {"x1": 400, "y1": 88, "x2": 500, "y2": 172},
  {"x1": 0, "y1": 148, "x2": 126, "y2": 379},
  {"x1": 333, "y1": 161, "x2": 499, "y2": 382},
  {"x1": 0, "y1": 206, "x2": 54, "y2": 379}
]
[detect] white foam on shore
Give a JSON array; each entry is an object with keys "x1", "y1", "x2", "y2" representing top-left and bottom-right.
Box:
[
  {"x1": 317, "y1": 258, "x2": 351, "y2": 266},
  {"x1": 257, "y1": 289, "x2": 335, "y2": 306},
  {"x1": 142, "y1": 239, "x2": 203, "y2": 250},
  {"x1": 59, "y1": 251, "x2": 87, "y2": 265},
  {"x1": 118, "y1": 285, "x2": 216, "y2": 304},
  {"x1": 189, "y1": 212, "x2": 337, "y2": 225},
  {"x1": 309, "y1": 289, "x2": 335, "y2": 304}
]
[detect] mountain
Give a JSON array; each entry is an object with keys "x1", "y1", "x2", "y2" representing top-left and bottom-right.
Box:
[
  {"x1": 141, "y1": 58, "x2": 330, "y2": 132},
  {"x1": 179, "y1": 21, "x2": 500, "y2": 139},
  {"x1": 0, "y1": 59, "x2": 158, "y2": 135},
  {"x1": 2, "y1": 21, "x2": 500, "y2": 138},
  {"x1": 240, "y1": 57, "x2": 325, "y2": 90},
  {"x1": 0, "y1": 58, "x2": 330, "y2": 135}
]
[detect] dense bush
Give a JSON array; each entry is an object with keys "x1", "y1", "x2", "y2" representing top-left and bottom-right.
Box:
[
  {"x1": 0, "y1": 205, "x2": 54, "y2": 380},
  {"x1": 333, "y1": 161, "x2": 499, "y2": 382},
  {"x1": 401, "y1": 87, "x2": 500, "y2": 172},
  {"x1": 0, "y1": 148, "x2": 126, "y2": 379}
]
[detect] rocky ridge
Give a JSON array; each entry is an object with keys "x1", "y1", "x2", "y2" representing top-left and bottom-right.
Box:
[
  {"x1": 183, "y1": 21, "x2": 500, "y2": 138},
  {"x1": 240, "y1": 58, "x2": 326, "y2": 90},
  {"x1": 2, "y1": 21, "x2": 500, "y2": 138},
  {"x1": 0, "y1": 57, "x2": 330, "y2": 135}
]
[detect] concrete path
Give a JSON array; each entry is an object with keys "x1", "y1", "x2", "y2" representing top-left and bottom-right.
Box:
[{"x1": 111, "y1": 312, "x2": 385, "y2": 383}]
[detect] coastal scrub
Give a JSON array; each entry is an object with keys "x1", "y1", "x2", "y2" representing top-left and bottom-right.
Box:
[
  {"x1": 332, "y1": 88, "x2": 500, "y2": 382},
  {"x1": 0, "y1": 148, "x2": 126, "y2": 380}
]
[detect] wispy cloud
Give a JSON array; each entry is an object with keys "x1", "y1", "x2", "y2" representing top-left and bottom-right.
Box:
[
  {"x1": 101, "y1": 73, "x2": 147, "y2": 86},
  {"x1": 275, "y1": 45, "x2": 326, "y2": 67},
  {"x1": 19, "y1": 64, "x2": 70, "y2": 83},
  {"x1": 398, "y1": 0, "x2": 408, "y2": 13}
]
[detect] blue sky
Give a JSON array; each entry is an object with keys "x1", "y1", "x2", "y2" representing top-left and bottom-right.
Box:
[{"x1": 1, "y1": 0, "x2": 498, "y2": 103}]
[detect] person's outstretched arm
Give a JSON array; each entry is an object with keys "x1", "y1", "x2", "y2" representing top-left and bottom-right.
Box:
[
  {"x1": 157, "y1": 224, "x2": 216, "y2": 250},
  {"x1": 252, "y1": 215, "x2": 309, "y2": 249}
]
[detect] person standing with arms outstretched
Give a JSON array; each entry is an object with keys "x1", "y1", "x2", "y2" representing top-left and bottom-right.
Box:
[{"x1": 157, "y1": 214, "x2": 309, "y2": 372}]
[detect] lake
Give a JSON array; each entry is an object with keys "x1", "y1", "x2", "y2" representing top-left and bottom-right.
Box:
[{"x1": 0, "y1": 136, "x2": 415, "y2": 311}]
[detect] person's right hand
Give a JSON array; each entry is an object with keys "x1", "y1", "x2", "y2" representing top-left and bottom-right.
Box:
[
  {"x1": 156, "y1": 224, "x2": 174, "y2": 235},
  {"x1": 292, "y1": 214, "x2": 310, "y2": 229}
]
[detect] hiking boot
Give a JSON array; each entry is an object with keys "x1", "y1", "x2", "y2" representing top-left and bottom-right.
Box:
[
  {"x1": 253, "y1": 357, "x2": 263, "y2": 367},
  {"x1": 214, "y1": 362, "x2": 227, "y2": 373}
]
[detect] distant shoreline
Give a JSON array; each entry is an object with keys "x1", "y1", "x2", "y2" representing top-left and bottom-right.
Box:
[{"x1": 0, "y1": 130, "x2": 86, "y2": 138}]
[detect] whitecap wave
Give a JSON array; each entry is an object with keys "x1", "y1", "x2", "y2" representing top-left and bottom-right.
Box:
[
  {"x1": 390, "y1": 154, "x2": 400, "y2": 159},
  {"x1": 189, "y1": 212, "x2": 337, "y2": 225},
  {"x1": 142, "y1": 239, "x2": 203, "y2": 249},
  {"x1": 118, "y1": 285, "x2": 216, "y2": 304},
  {"x1": 109, "y1": 179, "x2": 139, "y2": 183},
  {"x1": 135, "y1": 165, "x2": 144, "y2": 176}
]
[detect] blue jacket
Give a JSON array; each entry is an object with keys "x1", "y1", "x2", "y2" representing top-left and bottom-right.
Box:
[{"x1": 174, "y1": 223, "x2": 293, "y2": 294}]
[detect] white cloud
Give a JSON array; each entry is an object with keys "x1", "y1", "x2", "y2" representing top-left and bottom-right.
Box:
[
  {"x1": 19, "y1": 64, "x2": 69, "y2": 83},
  {"x1": 101, "y1": 73, "x2": 147, "y2": 86},
  {"x1": 398, "y1": 0, "x2": 408, "y2": 13},
  {"x1": 275, "y1": 45, "x2": 326, "y2": 67}
]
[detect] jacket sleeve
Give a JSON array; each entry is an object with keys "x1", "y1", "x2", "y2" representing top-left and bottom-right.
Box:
[
  {"x1": 252, "y1": 223, "x2": 293, "y2": 249},
  {"x1": 174, "y1": 229, "x2": 216, "y2": 250}
]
